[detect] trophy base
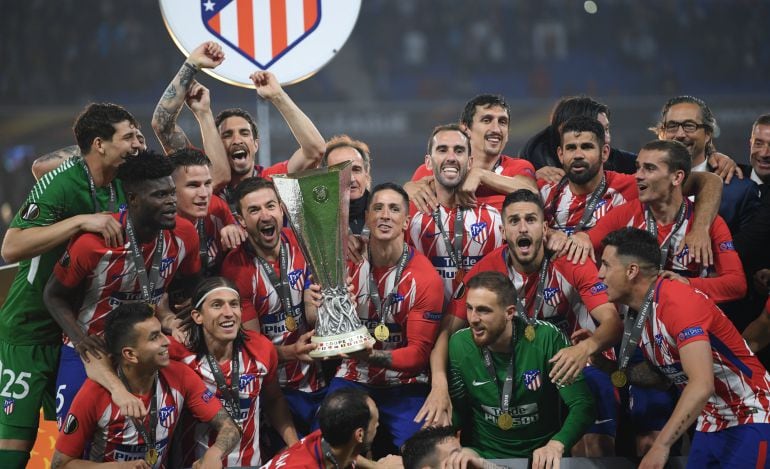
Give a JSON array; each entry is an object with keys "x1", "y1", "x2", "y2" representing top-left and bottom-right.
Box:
[{"x1": 308, "y1": 326, "x2": 373, "y2": 358}]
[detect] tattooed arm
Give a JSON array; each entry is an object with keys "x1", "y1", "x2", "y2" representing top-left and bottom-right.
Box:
[
  {"x1": 31, "y1": 145, "x2": 80, "y2": 180},
  {"x1": 639, "y1": 341, "x2": 713, "y2": 469},
  {"x1": 196, "y1": 408, "x2": 241, "y2": 466},
  {"x1": 151, "y1": 41, "x2": 224, "y2": 155}
]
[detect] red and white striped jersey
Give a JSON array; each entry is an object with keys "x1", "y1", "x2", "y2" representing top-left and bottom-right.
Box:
[
  {"x1": 168, "y1": 331, "x2": 278, "y2": 467},
  {"x1": 202, "y1": 195, "x2": 236, "y2": 273},
  {"x1": 220, "y1": 228, "x2": 323, "y2": 392},
  {"x1": 261, "y1": 429, "x2": 327, "y2": 469},
  {"x1": 55, "y1": 361, "x2": 222, "y2": 466},
  {"x1": 338, "y1": 247, "x2": 444, "y2": 386},
  {"x1": 407, "y1": 203, "x2": 503, "y2": 303},
  {"x1": 448, "y1": 246, "x2": 611, "y2": 337},
  {"x1": 539, "y1": 171, "x2": 637, "y2": 234},
  {"x1": 587, "y1": 199, "x2": 746, "y2": 303},
  {"x1": 53, "y1": 213, "x2": 200, "y2": 347},
  {"x1": 640, "y1": 278, "x2": 770, "y2": 432},
  {"x1": 412, "y1": 155, "x2": 536, "y2": 212}
]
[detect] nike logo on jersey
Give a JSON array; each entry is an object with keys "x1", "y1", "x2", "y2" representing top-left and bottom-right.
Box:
[{"x1": 472, "y1": 379, "x2": 492, "y2": 387}]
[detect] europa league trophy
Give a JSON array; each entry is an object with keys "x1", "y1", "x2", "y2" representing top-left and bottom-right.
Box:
[{"x1": 272, "y1": 162, "x2": 372, "y2": 358}]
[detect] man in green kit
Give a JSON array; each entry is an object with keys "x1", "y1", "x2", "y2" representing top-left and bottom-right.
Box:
[
  {"x1": 448, "y1": 271, "x2": 595, "y2": 467},
  {"x1": 0, "y1": 103, "x2": 141, "y2": 468}
]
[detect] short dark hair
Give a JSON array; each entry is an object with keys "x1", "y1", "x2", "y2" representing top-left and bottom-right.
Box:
[
  {"x1": 640, "y1": 140, "x2": 692, "y2": 181},
  {"x1": 460, "y1": 94, "x2": 510, "y2": 128},
  {"x1": 502, "y1": 188, "x2": 544, "y2": 216},
  {"x1": 169, "y1": 148, "x2": 212, "y2": 169},
  {"x1": 318, "y1": 388, "x2": 371, "y2": 447},
  {"x1": 369, "y1": 182, "x2": 410, "y2": 213},
  {"x1": 215, "y1": 108, "x2": 259, "y2": 139},
  {"x1": 551, "y1": 95, "x2": 610, "y2": 129},
  {"x1": 104, "y1": 302, "x2": 155, "y2": 359},
  {"x1": 560, "y1": 116, "x2": 606, "y2": 148},
  {"x1": 427, "y1": 124, "x2": 471, "y2": 156},
  {"x1": 323, "y1": 135, "x2": 372, "y2": 172},
  {"x1": 656, "y1": 95, "x2": 718, "y2": 135},
  {"x1": 601, "y1": 228, "x2": 661, "y2": 275},
  {"x1": 186, "y1": 277, "x2": 245, "y2": 358},
  {"x1": 466, "y1": 271, "x2": 516, "y2": 309},
  {"x1": 752, "y1": 114, "x2": 770, "y2": 134},
  {"x1": 402, "y1": 426, "x2": 457, "y2": 469},
  {"x1": 116, "y1": 150, "x2": 176, "y2": 192},
  {"x1": 233, "y1": 177, "x2": 277, "y2": 215},
  {"x1": 74, "y1": 103, "x2": 138, "y2": 154}
]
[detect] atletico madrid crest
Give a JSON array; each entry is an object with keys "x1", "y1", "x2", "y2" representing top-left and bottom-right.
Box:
[
  {"x1": 523, "y1": 370, "x2": 541, "y2": 391},
  {"x1": 3, "y1": 398, "x2": 14, "y2": 415},
  {"x1": 201, "y1": 0, "x2": 322, "y2": 69}
]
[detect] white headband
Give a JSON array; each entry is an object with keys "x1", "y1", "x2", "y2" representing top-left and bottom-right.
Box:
[{"x1": 194, "y1": 287, "x2": 240, "y2": 309}]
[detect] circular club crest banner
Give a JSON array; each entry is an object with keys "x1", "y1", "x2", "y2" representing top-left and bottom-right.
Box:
[{"x1": 160, "y1": 0, "x2": 362, "y2": 87}]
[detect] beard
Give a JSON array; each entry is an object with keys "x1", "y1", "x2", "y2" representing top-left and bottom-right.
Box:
[{"x1": 566, "y1": 161, "x2": 601, "y2": 185}]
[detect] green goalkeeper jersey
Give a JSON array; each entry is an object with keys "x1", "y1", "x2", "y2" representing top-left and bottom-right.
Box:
[
  {"x1": 448, "y1": 317, "x2": 595, "y2": 458},
  {"x1": 0, "y1": 157, "x2": 126, "y2": 345}
]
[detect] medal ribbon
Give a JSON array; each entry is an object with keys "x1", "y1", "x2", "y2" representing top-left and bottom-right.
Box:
[
  {"x1": 125, "y1": 216, "x2": 164, "y2": 303},
  {"x1": 644, "y1": 202, "x2": 687, "y2": 270},
  {"x1": 481, "y1": 319, "x2": 517, "y2": 420},
  {"x1": 547, "y1": 173, "x2": 607, "y2": 232},
  {"x1": 255, "y1": 242, "x2": 295, "y2": 327},
  {"x1": 616, "y1": 282, "x2": 657, "y2": 372},
  {"x1": 82, "y1": 160, "x2": 116, "y2": 213},
  {"x1": 321, "y1": 438, "x2": 342, "y2": 469},
  {"x1": 196, "y1": 219, "x2": 210, "y2": 270},
  {"x1": 205, "y1": 346, "x2": 241, "y2": 424},
  {"x1": 118, "y1": 368, "x2": 159, "y2": 463},
  {"x1": 368, "y1": 244, "x2": 409, "y2": 329},
  {"x1": 505, "y1": 250, "x2": 551, "y2": 328},
  {"x1": 431, "y1": 206, "x2": 465, "y2": 281}
]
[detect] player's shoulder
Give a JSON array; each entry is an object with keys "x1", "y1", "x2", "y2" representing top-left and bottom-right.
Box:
[
  {"x1": 242, "y1": 330, "x2": 276, "y2": 358},
  {"x1": 605, "y1": 170, "x2": 635, "y2": 187},
  {"x1": 172, "y1": 215, "x2": 197, "y2": 238}
]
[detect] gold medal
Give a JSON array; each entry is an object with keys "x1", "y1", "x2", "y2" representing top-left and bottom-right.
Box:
[
  {"x1": 524, "y1": 324, "x2": 536, "y2": 342},
  {"x1": 611, "y1": 370, "x2": 628, "y2": 388},
  {"x1": 497, "y1": 412, "x2": 514, "y2": 430},
  {"x1": 145, "y1": 447, "x2": 159, "y2": 465},
  {"x1": 455, "y1": 268, "x2": 464, "y2": 283},
  {"x1": 374, "y1": 324, "x2": 390, "y2": 342},
  {"x1": 285, "y1": 314, "x2": 297, "y2": 332}
]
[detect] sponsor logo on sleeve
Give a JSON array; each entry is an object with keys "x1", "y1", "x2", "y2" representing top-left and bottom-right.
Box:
[
  {"x1": 677, "y1": 326, "x2": 705, "y2": 342},
  {"x1": 20, "y1": 203, "x2": 40, "y2": 221},
  {"x1": 718, "y1": 241, "x2": 735, "y2": 252},
  {"x1": 589, "y1": 282, "x2": 608, "y2": 295},
  {"x1": 423, "y1": 312, "x2": 442, "y2": 321},
  {"x1": 62, "y1": 413, "x2": 78, "y2": 434}
]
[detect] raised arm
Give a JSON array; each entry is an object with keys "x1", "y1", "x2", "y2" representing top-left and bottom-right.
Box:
[
  {"x1": 151, "y1": 41, "x2": 224, "y2": 154},
  {"x1": 249, "y1": 71, "x2": 325, "y2": 172},
  {"x1": 185, "y1": 81, "x2": 231, "y2": 191},
  {"x1": 680, "y1": 170, "x2": 722, "y2": 265}
]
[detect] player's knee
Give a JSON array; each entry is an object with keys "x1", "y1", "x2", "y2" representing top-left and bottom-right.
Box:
[{"x1": 636, "y1": 431, "x2": 659, "y2": 457}]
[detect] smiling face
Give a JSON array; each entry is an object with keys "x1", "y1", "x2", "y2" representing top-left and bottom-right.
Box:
[
  {"x1": 192, "y1": 288, "x2": 242, "y2": 344},
  {"x1": 366, "y1": 188, "x2": 408, "y2": 243},
  {"x1": 237, "y1": 187, "x2": 284, "y2": 256},
  {"x1": 101, "y1": 120, "x2": 142, "y2": 169},
  {"x1": 467, "y1": 104, "x2": 509, "y2": 158},
  {"x1": 219, "y1": 116, "x2": 258, "y2": 176},
  {"x1": 659, "y1": 102, "x2": 711, "y2": 165},
  {"x1": 426, "y1": 129, "x2": 471, "y2": 190},
  {"x1": 130, "y1": 176, "x2": 178, "y2": 231},
  {"x1": 172, "y1": 164, "x2": 213, "y2": 221},
  {"x1": 750, "y1": 123, "x2": 770, "y2": 182},
  {"x1": 129, "y1": 316, "x2": 171, "y2": 369},
  {"x1": 558, "y1": 130, "x2": 607, "y2": 186},
  {"x1": 327, "y1": 146, "x2": 371, "y2": 200},
  {"x1": 502, "y1": 201, "x2": 546, "y2": 268}
]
